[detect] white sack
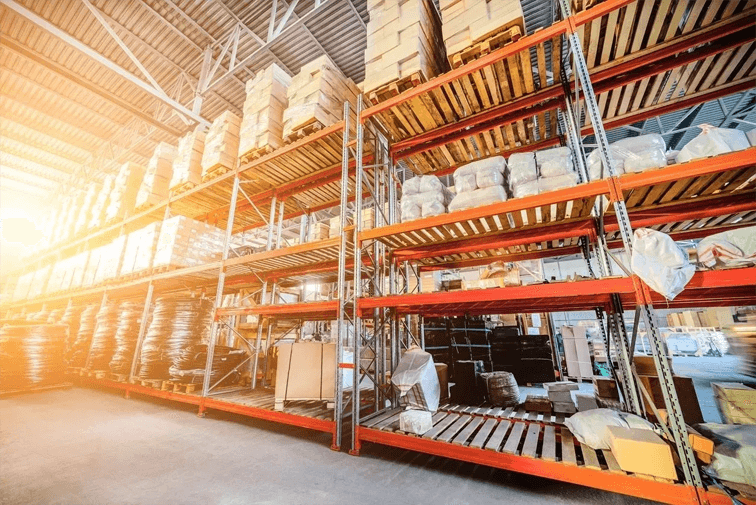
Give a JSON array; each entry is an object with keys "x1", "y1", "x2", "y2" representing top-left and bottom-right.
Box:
[
  {"x1": 476, "y1": 167, "x2": 505, "y2": 189},
  {"x1": 403, "y1": 177, "x2": 421, "y2": 195},
  {"x1": 448, "y1": 185, "x2": 507, "y2": 212},
  {"x1": 539, "y1": 172, "x2": 578, "y2": 193},
  {"x1": 512, "y1": 179, "x2": 540, "y2": 199},
  {"x1": 536, "y1": 146, "x2": 572, "y2": 166},
  {"x1": 697, "y1": 424, "x2": 756, "y2": 487},
  {"x1": 422, "y1": 200, "x2": 446, "y2": 218},
  {"x1": 747, "y1": 128, "x2": 756, "y2": 147},
  {"x1": 631, "y1": 228, "x2": 695, "y2": 300},
  {"x1": 624, "y1": 148, "x2": 668, "y2": 173},
  {"x1": 676, "y1": 125, "x2": 750, "y2": 163},
  {"x1": 697, "y1": 226, "x2": 756, "y2": 268},
  {"x1": 401, "y1": 194, "x2": 423, "y2": 222},
  {"x1": 392, "y1": 346, "x2": 440, "y2": 412},
  {"x1": 588, "y1": 134, "x2": 667, "y2": 179},
  {"x1": 461, "y1": 155, "x2": 507, "y2": 174},
  {"x1": 564, "y1": 408, "x2": 655, "y2": 450},
  {"x1": 508, "y1": 152, "x2": 537, "y2": 186},
  {"x1": 419, "y1": 175, "x2": 444, "y2": 193},
  {"x1": 454, "y1": 156, "x2": 507, "y2": 192},
  {"x1": 540, "y1": 158, "x2": 575, "y2": 178},
  {"x1": 454, "y1": 170, "x2": 478, "y2": 193},
  {"x1": 400, "y1": 409, "x2": 433, "y2": 435}
]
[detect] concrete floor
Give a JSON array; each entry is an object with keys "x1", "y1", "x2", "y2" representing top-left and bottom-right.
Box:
[{"x1": 1, "y1": 387, "x2": 657, "y2": 505}]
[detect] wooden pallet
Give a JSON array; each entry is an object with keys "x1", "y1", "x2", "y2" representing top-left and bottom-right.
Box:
[
  {"x1": 0, "y1": 382, "x2": 73, "y2": 398},
  {"x1": 109, "y1": 373, "x2": 130, "y2": 383},
  {"x1": 367, "y1": 71, "x2": 428, "y2": 106},
  {"x1": 239, "y1": 144, "x2": 275, "y2": 164},
  {"x1": 283, "y1": 120, "x2": 324, "y2": 144},
  {"x1": 85, "y1": 369, "x2": 108, "y2": 379},
  {"x1": 164, "y1": 381, "x2": 199, "y2": 394},
  {"x1": 201, "y1": 164, "x2": 233, "y2": 182},
  {"x1": 449, "y1": 26, "x2": 523, "y2": 69},
  {"x1": 134, "y1": 201, "x2": 159, "y2": 214},
  {"x1": 151, "y1": 265, "x2": 179, "y2": 275},
  {"x1": 169, "y1": 181, "x2": 197, "y2": 196}
]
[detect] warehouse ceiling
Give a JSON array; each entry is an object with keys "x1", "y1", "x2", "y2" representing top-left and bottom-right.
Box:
[{"x1": 0, "y1": 0, "x2": 369, "y2": 202}]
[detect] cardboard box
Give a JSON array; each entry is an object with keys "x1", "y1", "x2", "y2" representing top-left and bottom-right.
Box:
[
  {"x1": 638, "y1": 375, "x2": 704, "y2": 425},
  {"x1": 439, "y1": 0, "x2": 525, "y2": 56},
  {"x1": 238, "y1": 63, "x2": 291, "y2": 157},
  {"x1": 136, "y1": 142, "x2": 176, "y2": 208},
  {"x1": 171, "y1": 128, "x2": 206, "y2": 189},
  {"x1": 575, "y1": 393, "x2": 599, "y2": 411},
  {"x1": 606, "y1": 425, "x2": 677, "y2": 480},
  {"x1": 593, "y1": 377, "x2": 619, "y2": 399},
  {"x1": 105, "y1": 162, "x2": 145, "y2": 222},
  {"x1": 563, "y1": 325, "x2": 592, "y2": 379},
  {"x1": 201, "y1": 110, "x2": 241, "y2": 175},
  {"x1": 634, "y1": 355, "x2": 674, "y2": 376},
  {"x1": 712, "y1": 382, "x2": 756, "y2": 424}
]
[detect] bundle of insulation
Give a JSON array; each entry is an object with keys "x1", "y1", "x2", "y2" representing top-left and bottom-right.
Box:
[
  {"x1": 401, "y1": 175, "x2": 453, "y2": 221},
  {"x1": 509, "y1": 148, "x2": 578, "y2": 198},
  {"x1": 631, "y1": 228, "x2": 695, "y2": 300},
  {"x1": 448, "y1": 156, "x2": 507, "y2": 212},
  {"x1": 676, "y1": 125, "x2": 750, "y2": 163},
  {"x1": 587, "y1": 134, "x2": 667, "y2": 180},
  {"x1": 697, "y1": 226, "x2": 756, "y2": 269}
]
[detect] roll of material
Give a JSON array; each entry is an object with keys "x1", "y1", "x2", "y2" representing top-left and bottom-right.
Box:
[
  {"x1": 480, "y1": 371, "x2": 520, "y2": 407},
  {"x1": 137, "y1": 296, "x2": 213, "y2": 380},
  {"x1": 69, "y1": 305, "x2": 98, "y2": 368},
  {"x1": 169, "y1": 344, "x2": 246, "y2": 385},
  {"x1": 109, "y1": 302, "x2": 145, "y2": 375},
  {"x1": 0, "y1": 324, "x2": 67, "y2": 390},
  {"x1": 61, "y1": 305, "x2": 84, "y2": 362},
  {"x1": 87, "y1": 302, "x2": 121, "y2": 370}
]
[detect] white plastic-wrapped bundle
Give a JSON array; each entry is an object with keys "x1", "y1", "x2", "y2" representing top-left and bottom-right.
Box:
[
  {"x1": 401, "y1": 194, "x2": 423, "y2": 222},
  {"x1": 449, "y1": 185, "x2": 506, "y2": 212},
  {"x1": 402, "y1": 177, "x2": 421, "y2": 195},
  {"x1": 418, "y1": 175, "x2": 444, "y2": 193},
  {"x1": 539, "y1": 172, "x2": 578, "y2": 193},
  {"x1": 538, "y1": 146, "x2": 575, "y2": 178},
  {"x1": 535, "y1": 146, "x2": 572, "y2": 166},
  {"x1": 588, "y1": 134, "x2": 666, "y2": 180},
  {"x1": 631, "y1": 228, "x2": 695, "y2": 300},
  {"x1": 453, "y1": 156, "x2": 507, "y2": 192},
  {"x1": 697, "y1": 226, "x2": 756, "y2": 268},
  {"x1": 422, "y1": 200, "x2": 446, "y2": 218},
  {"x1": 676, "y1": 125, "x2": 750, "y2": 163},
  {"x1": 454, "y1": 169, "x2": 477, "y2": 193},
  {"x1": 476, "y1": 168, "x2": 504, "y2": 188},
  {"x1": 513, "y1": 179, "x2": 539, "y2": 199},
  {"x1": 508, "y1": 152, "x2": 537, "y2": 186}
]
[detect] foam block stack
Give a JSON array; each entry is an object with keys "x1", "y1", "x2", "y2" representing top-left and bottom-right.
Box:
[
  {"x1": 152, "y1": 216, "x2": 228, "y2": 269},
  {"x1": 136, "y1": 142, "x2": 176, "y2": 209},
  {"x1": 106, "y1": 162, "x2": 146, "y2": 222},
  {"x1": 439, "y1": 0, "x2": 524, "y2": 59},
  {"x1": 363, "y1": 0, "x2": 447, "y2": 93},
  {"x1": 238, "y1": 63, "x2": 291, "y2": 158},
  {"x1": 171, "y1": 128, "x2": 206, "y2": 191},
  {"x1": 201, "y1": 111, "x2": 241, "y2": 179},
  {"x1": 282, "y1": 55, "x2": 360, "y2": 139}
]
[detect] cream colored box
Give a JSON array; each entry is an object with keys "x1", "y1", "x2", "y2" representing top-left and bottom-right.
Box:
[{"x1": 606, "y1": 425, "x2": 677, "y2": 480}]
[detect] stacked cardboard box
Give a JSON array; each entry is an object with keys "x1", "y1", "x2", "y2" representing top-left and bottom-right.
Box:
[
  {"x1": 12, "y1": 272, "x2": 33, "y2": 302},
  {"x1": 327, "y1": 208, "x2": 375, "y2": 238},
  {"x1": 562, "y1": 325, "x2": 592, "y2": 379},
  {"x1": 88, "y1": 175, "x2": 114, "y2": 229},
  {"x1": 106, "y1": 162, "x2": 145, "y2": 222},
  {"x1": 136, "y1": 142, "x2": 176, "y2": 209},
  {"x1": 93, "y1": 236, "x2": 126, "y2": 285},
  {"x1": 27, "y1": 265, "x2": 51, "y2": 299},
  {"x1": 120, "y1": 222, "x2": 162, "y2": 276},
  {"x1": 544, "y1": 381, "x2": 577, "y2": 414},
  {"x1": 74, "y1": 182, "x2": 100, "y2": 235},
  {"x1": 238, "y1": 63, "x2": 291, "y2": 158},
  {"x1": 606, "y1": 426, "x2": 677, "y2": 480},
  {"x1": 308, "y1": 222, "x2": 330, "y2": 242},
  {"x1": 363, "y1": 0, "x2": 447, "y2": 93},
  {"x1": 152, "y1": 216, "x2": 227, "y2": 269},
  {"x1": 82, "y1": 246, "x2": 103, "y2": 287},
  {"x1": 282, "y1": 55, "x2": 360, "y2": 139},
  {"x1": 201, "y1": 111, "x2": 241, "y2": 178},
  {"x1": 439, "y1": 0, "x2": 525, "y2": 58},
  {"x1": 170, "y1": 128, "x2": 206, "y2": 191},
  {"x1": 712, "y1": 382, "x2": 756, "y2": 424},
  {"x1": 69, "y1": 252, "x2": 89, "y2": 290}
]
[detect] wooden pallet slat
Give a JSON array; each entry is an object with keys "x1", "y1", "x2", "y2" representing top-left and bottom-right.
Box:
[
  {"x1": 502, "y1": 421, "x2": 526, "y2": 454},
  {"x1": 484, "y1": 419, "x2": 512, "y2": 451}
]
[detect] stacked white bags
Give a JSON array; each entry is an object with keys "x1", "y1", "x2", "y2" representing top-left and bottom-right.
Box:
[
  {"x1": 448, "y1": 156, "x2": 507, "y2": 212},
  {"x1": 401, "y1": 175, "x2": 453, "y2": 222},
  {"x1": 587, "y1": 134, "x2": 667, "y2": 180},
  {"x1": 509, "y1": 147, "x2": 577, "y2": 198},
  {"x1": 676, "y1": 125, "x2": 750, "y2": 163}
]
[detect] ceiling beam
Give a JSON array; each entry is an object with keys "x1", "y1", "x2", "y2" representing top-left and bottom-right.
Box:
[
  {"x1": 0, "y1": 166, "x2": 60, "y2": 189},
  {"x1": 0, "y1": 38, "x2": 183, "y2": 138},
  {"x1": 0, "y1": 156, "x2": 70, "y2": 182},
  {"x1": 2, "y1": 0, "x2": 209, "y2": 127},
  {"x1": 0, "y1": 118, "x2": 91, "y2": 165},
  {"x1": 0, "y1": 139, "x2": 81, "y2": 174},
  {"x1": 0, "y1": 177, "x2": 49, "y2": 198}
]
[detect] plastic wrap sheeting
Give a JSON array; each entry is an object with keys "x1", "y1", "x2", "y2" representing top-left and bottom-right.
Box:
[
  {"x1": 512, "y1": 179, "x2": 540, "y2": 199},
  {"x1": 536, "y1": 146, "x2": 572, "y2": 166},
  {"x1": 401, "y1": 194, "x2": 423, "y2": 222},
  {"x1": 631, "y1": 228, "x2": 695, "y2": 300},
  {"x1": 392, "y1": 346, "x2": 440, "y2": 412},
  {"x1": 588, "y1": 134, "x2": 666, "y2": 180},
  {"x1": 508, "y1": 152, "x2": 537, "y2": 186},
  {"x1": 476, "y1": 168, "x2": 505, "y2": 189},
  {"x1": 449, "y1": 185, "x2": 507, "y2": 212},
  {"x1": 454, "y1": 171, "x2": 477, "y2": 193},
  {"x1": 624, "y1": 149, "x2": 668, "y2": 173},
  {"x1": 454, "y1": 156, "x2": 507, "y2": 192},
  {"x1": 422, "y1": 200, "x2": 446, "y2": 218},
  {"x1": 564, "y1": 408, "x2": 655, "y2": 450},
  {"x1": 697, "y1": 424, "x2": 756, "y2": 486},
  {"x1": 540, "y1": 158, "x2": 575, "y2": 178},
  {"x1": 697, "y1": 226, "x2": 756, "y2": 268},
  {"x1": 418, "y1": 175, "x2": 444, "y2": 193},
  {"x1": 399, "y1": 409, "x2": 433, "y2": 434},
  {"x1": 403, "y1": 177, "x2": 421, "y2": 195},
  {"x1": 539, "y1": 172, "x2": 578, "y2": 192},
  {"x1": 676, "y1": 125, "x2": 749, "y2": 163}
]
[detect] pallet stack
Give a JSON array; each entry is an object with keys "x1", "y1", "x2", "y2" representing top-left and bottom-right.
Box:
[
  {"x1": 105, "y1": 162, "x2": 145, "y2": 223},
  {"x1": 152, "y1": 216, "x2": 229, "y2": 269},
  {"x1": 88, "y1": 175, "x2": 114, "y2": 230},
  {"x1": 282, "y1": 55, "x2": 360, "y2": 141},
  {"x1": 201, "y1": 111, "x2": 241, "y2": 180},
  {"x1": 93, "y1": 237, "x2": 126, "y2": 285},
  {"x1": 238, "y1": 63, "x2": 291, "y2": 160},
  {"x1": 74, "y1": 182, "x2": 100, "y2": 235},
  {"x1": 136, "y1": 142, "x2": 177, "y2": 209},
  {"x1": 363, "y1": 0, "x2": 447, "y2": 94},
  {"x1": 439, "y1": 0, "x2": 524, "y2": 64},
  {"x1": 170, "y1": 128, "x2": 206, "y2": 193},
  {"x1": 120, "y1": 222, "x2": 162, "y2": 277}
]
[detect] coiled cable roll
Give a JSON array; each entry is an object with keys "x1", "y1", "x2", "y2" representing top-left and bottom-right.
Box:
[
  {"x1": 61, "y1": 305, "x2": 84, "y2": 364},
  {"x1": 137, "y1": 296, "x2": 213, "y2": 380},
  {"x1": 87, "y1": 301, "x2": 120, "y2": 370},
  {"x1": 169, "y1": 345, "x2": 246, "y2": 385},
  {"x1": 0, "y1": 324, "x2": 67, "y2": 390},
  {"x1": 109, "y1": 301, "x2": 144, "y2": 375},
  {"x1": 47, "y1": 309, "x2": 63, "y2": 324},
  {"x1": 70, "y1": 304, "x2": 98, "y2": 368}
]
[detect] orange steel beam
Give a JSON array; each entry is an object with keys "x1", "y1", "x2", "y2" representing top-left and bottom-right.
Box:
[
  {"x1": 355, "y1": 427, "x2": 741, "y2": 505},
  {"x1": 416, "y1": 245, "x2": 584, "y2": 272},
  {"x1": 216, "y1": 300, "x2": 339, "y2": 319}
]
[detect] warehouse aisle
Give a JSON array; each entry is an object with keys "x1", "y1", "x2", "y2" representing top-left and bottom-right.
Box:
[{"x1": 0, "y1": 388, "x2": 657, "y2": 505}]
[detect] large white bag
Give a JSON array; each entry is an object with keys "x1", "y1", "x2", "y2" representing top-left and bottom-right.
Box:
[
  {"x1": 422, "y1": 200, "x2": 446, "y2": 218},
  {"x1": 392, "y1": 347, "x2": 440, "y2": 412},
  {"x1": 403, "y1": 177, "x2": 421, "y2": 195},
  {"x1": 564, "y1": 408, "x2": 655, "y2": 450},
  {"x1": 539, "y1": 172, "x2": 578, "y2": 193},
  {"x1": 419, "y1": 175, "x2": 444, "y2": 193},
  {"x1": 454, "y1": 156, "x2": 507, "y2": 192},
  {"x1": 535, "y1": 146, "x2": 572, "y2": 166},
  {"x1": 631, "y1": 228, "x2": 695, "y2": 300},
  {"x1": 697, "y1": 226, "x2": 756, "y2": 268},
  {"x1": 400, "y1": 194, "x2": 423, "y2": 222},
  {"x1": 588, "y1": 134, "x2": 667, "y2": 179},
  {"x1": 512, "y1": 179, "x2": 540, "y2": 199},
  {"x1": 508, "y1": 152, "x2": 537, "y2": 186},
  {"x1": 676, "y1": 125, "x2": 750, "y2": 163},
  {"x1": 448, "y1": 185, "x2": 507, "y2": 212},
  {"x1": 697, "y1": 424, "x2": 756, "y2": 487},
  {"x1": 399, "y1": 409, "x2": 433, "y2": 435}
]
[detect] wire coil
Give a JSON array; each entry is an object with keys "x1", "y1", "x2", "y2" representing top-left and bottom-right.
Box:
[
  {"x1": 0, "y1": 324, "x2": 67, "y2": 390},
  {"x1": 137, "y1": 296, "x2": 213, "y2": 380},
  {"x1": 109, "y1": 302, "x2": 145, "y2": 375},
  {"x1": 87, "y1": 302, "x2": 121, "y2": 370},
  {"x1": 61, "y1": 305, "x2": 84, "y2": 364},
  {"x1": 169, "y1": 345, "x2": 246, "y2": 385},
  {"x1": 69, "y1": 305, "x2": 98, "y2": 368}
]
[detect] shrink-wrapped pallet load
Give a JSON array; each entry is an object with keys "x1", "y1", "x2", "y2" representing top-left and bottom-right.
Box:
[
  {"x1": 74, "y1": 182, "x2": 100, "y2": 236},
  {"x1": 201, "y1": 111, "x2": 241, "y2": 180},
  {"x1": 93, "y1": 236, "x2": 126, "y2": 285},
  {"x1": 363, "y1": 0, "x2": 447, "y2": 93},
  {"x1": 238, "y1": 63, "x2": 291, "y2": 159},
  {"x1": 136, "y1": 142, "x2": 176, "y2": 209},
  {"x1": 119, "y1": 222, "x2": 162, "y2": 277},
  {"x1": 439, "y1": 0, "x2": 525, "y2": 60},
  {"x1": 69, "y1": 252, "x2": 89, "y2": 290},
  {"x1": 170, "y1": 128, "x2": 205, "y2": 192},
  {"x1": 448, "y1": 156, "x2": 507, "y2": 212},
  {"x1": 88, "y1": 175, "x2": 115, "y2": 230},
  {"x1": 282, "y1": 55, "x2": 360, "y2": 140},
  {"x1": 105, "y1": 162, "x2": 145, "y2": 223},
  {"x1": 152, "y1": 216, "x2": 227, "y2": 269},
  {"x1": 676, "y1": 125, "x2": 750, "y2": 163},
  {"x1": 401, "y1": 175, "x2": 454, "y2": 221},
  {"x1": 509, "y1": 148, "x2": 578, "y2": 198},
  {"x1": 587, "y1": 134, "x2": 667, "y2": 180}
]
